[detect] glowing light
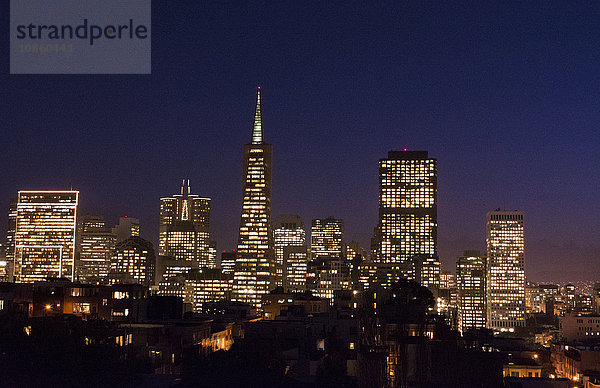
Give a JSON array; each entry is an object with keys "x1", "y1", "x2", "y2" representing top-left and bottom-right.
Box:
[{"x1": 45, "y1": 304, "x2": 52, "y2": 310}]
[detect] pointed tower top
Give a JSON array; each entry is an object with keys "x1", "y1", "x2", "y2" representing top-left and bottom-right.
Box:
[{"x1": 251, "y1": 86, "x2": 263, "y2": 144}]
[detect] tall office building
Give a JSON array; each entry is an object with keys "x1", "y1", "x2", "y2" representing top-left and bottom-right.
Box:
[
  {"x1": 307, "y1": 256, "x2": 350, "y2": 301},
  {"x1": 486, "y1": 210, "x2": 525, "y2": 332},
  {"x1": 208, "y1": 241, "x2": 217, "y2": 269},
  {"x1": 4, "y1": 199, "x2": 17, "y2": 281},
  {"x1": 185, "y1": 268, "x2": 233, "y2": 313},
  {"x1": 273, "y1": 214, "x2": 306, "y2": 286},
  {"x1": 112, "y1": 217, "x2": 140, "y2": 243},
  {"x1": 438, "y1": 269, "x2": 458, "y2": 327},
  {"x1": 346, "y1": 241, "x2": 366, "y2": 290},
  {"x1": 14, "y1": 191, "x2": 78, "y2": 282},
  {"x1": 159, "y1": 180, "x2": 211, "y2": 267},
  {"x1": 376, "y1": 151, "x2": 437, "y2": 266},
  {"x1": 0, "y1": 243, "x2": 10, "y2": 282},
  {"x1": 233, "y1": 87, "x2": 275, "y2": 308},
  {"x1": 456, "y1": 251, "x2": 487, "y2": 333},
  {"x1": 156, "y1": 255, "x2": 196, "y2": 298},
  {"x1": 283, "y1": 245, "x2": 309, "y2": 293},
  {"x1": 220, "y1": 251, "x2": 236, "y2": 274},
  {"x1": 310, "y1": 218, "x2": 344, "y2": 259},
  {"x1": 75, "y1": 214, "x2": 116, "y2": 284},
  {"x1": 109, "y1": 236, "x2": 155, "y2": 287},
  {"x1": 413, "y1": 255, "x2": 441, "y2": 294}
]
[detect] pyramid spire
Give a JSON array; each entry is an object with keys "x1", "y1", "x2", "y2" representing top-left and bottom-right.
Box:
[{"x1": 251, "y1": 86, "x2": 263, "y2": 144}]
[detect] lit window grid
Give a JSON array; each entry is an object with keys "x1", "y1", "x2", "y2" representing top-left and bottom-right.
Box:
[
  {"x1": 234, "y1": 144, "x2": 274, "y2": 308},
  {"x1": 486, "y1": 212, "x2": 525, "y2": 330},
  {"x1": 456, "y1": 256, "x2": 487, "y2": 333},
  {"x1": 311, "y1": 219, "x2": 344, "y2": 260},
  {"x1": 307, "y1": 258, "x2": 351, "y2": 302},
  {"x1": 110, "y1": 247, "x2": 155, "y2": 287},
  {"x1": 274, "y1": 227, "x2": 305, "y2": 285},
  {"x1": 185, "y1": 277, "x2": 233, "y2": 312},
  {"x1": 283, "y1": 250, "x2": 308, "y2": 293},
  {"x1": 159, "y1": 194, "x2": 211, "y2": 267},
  {"x1": 14, "y1": 191, "x2": 78, "y2": 282},
  {"x1": 77, "y1": 232, "x2": 115, "y2": 284},
  {"x1": 377, "y1": 156, "x2": 437, "y2": 266}
]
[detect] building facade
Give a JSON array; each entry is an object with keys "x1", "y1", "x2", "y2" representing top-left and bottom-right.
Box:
[
  {"x1": 486, "y1": 210, "x2": 525, "y2": 331},
  {"x1": 456, "y1": 251, "x2": 487, "y2": 333},
  {"x1": 307, "y1": 256, "x2": 350, "y2": 301},
  {"x1": 185, "y1": 268, "x2": 233, "y2": 312},
  {"x1": 4, "y1": 199, "x2": 17, "y2": 282},
  {"x1": 14, "y1": 191, "x2": 78, "y2": 282},
  {"x1": 375, "y1": 151, "x2": 437, "y2": 265},
  {"x1": 233, "y1": 87, "x2": 275, "y2": 308},
  {"x1": 310, "y1": 217, "x2": 344, "y2": 260},
  {"x1": 76, "y1": 214, "x2": 116, "y2": 284},
  {"x1": 109, "y1": 236, "x2": 156, "y2": 287},
  {"x1": 273, "y1": 214, "x2": 305, "y2": 286},
  {"x1": 282, "y1": 245, "x2": 309, "y2": 293},
  {"x1": 159, "y1": 180, "x2": 211, "y2": 267},
  {"x1": 112, "y1": 217, "x2": 140, "y2": 243}
]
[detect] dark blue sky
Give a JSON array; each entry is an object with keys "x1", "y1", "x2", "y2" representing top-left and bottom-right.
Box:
[{"x1": 2, "y1": 1, "x2": 599, "y2": 281}]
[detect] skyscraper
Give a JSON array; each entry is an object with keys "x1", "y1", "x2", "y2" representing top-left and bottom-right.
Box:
[
  {"x1": 273, "y1": 214, "x2": 306, "y2": 286},
  {"x1": 307, "y1": 256, "x2": 350, "y2": 301},
  {"x1": 75, "y1": 214, "x2": 116, "y2": 284},
  {"x1": 220, "y1": 251, "x2": 236, "y2": 274},
  {"x1": 456, "y1": 251, "x2": 487, "y2": 333},
  {"x1": 376, "y1": 151, "x2": 437, "y2": 267},
  {"x1": 310, "y1": 217, "x2": 344, "y2": 259},
  {"x1": 14, "y1": 191, "x2": 78, "y2": 282},
  {"x1": 233, "y1": 87, "x2": 275, "y2": 308},
  {"x1": 159, "y1": 180, "x2": 211, "y2": 267},
  {"x1": 185, "y1": 268, "x2": 233, "y2": 312},
  {"x1": 109, "y1": 236, "x2": 155, "y2": 287},
  {"x1": 283, "y1": 245, "x2": 309, "y2": 293},
  {"x1": 112, "y1": 217, "x2": 140, "y2": 243},
  {"x1": 4, "y1": 199, "x2": 17, "y2": 281},
  {"x1": 486, "y1": 210, "x2": 525, "y2": 332},
  {"x1": 413, "y1": 254, "x2": 441, "y2": 295}
]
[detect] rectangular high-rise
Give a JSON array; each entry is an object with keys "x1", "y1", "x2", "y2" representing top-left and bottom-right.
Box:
[
  {"x1": 376, "y1": 151, "x2": 437, "y2": 265},
  {"x1": 112, "y1": 217, "x2": 140, "y2": 243},
  {"x1": 109, "y1": 236, "x2": 155, "y2": 287},
  {"x1": 486, "y1": 210, "x2": 525, "y2": 332},
  {"x1": 159, "y1": 180, "x2": 211, "y2": 267},
  {"x1": 283, "y1": 245, "x2": 309, "y2": 293},
  {"x1": 310, "y1": 217, "x2": 344, "y2": 259},
  {"x1": 14, "y1": 191, "x2": 78, "y2": 282},
  {"x1": 456, "y1": 251, "x2": 487, "y2": 333},
  {"x1": 234, "y1": 87, "x2": 275, "y2": 308},
  {"x1": 75, "y1": 214, "x2": 115, "y2": 284},
  {"x1": 273, "y1": 214, "x2": 305, "y2": 286},
  {"x1": 4, "y1": 199, "x2": 17, "y2": 281}
]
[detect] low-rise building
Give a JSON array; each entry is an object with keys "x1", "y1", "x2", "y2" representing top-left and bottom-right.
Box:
[{"x1": 561, "y1": 313, "x2": 600, "y2": 343}]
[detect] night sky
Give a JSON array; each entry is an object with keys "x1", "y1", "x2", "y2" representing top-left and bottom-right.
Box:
[{"x1": 2, "y1": 1, "x2": 599, "y2": 281}]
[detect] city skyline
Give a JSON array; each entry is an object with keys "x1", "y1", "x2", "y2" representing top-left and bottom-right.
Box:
[
  {"x1": 3, "y1": 3, "x2": 600, "y2": 386},
  {"x1": 0, "y1": 112, "x2": 593, "y2": 282},
  {"x1": 2, "y1": 2, "x2": 599, "y2": 282}
]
